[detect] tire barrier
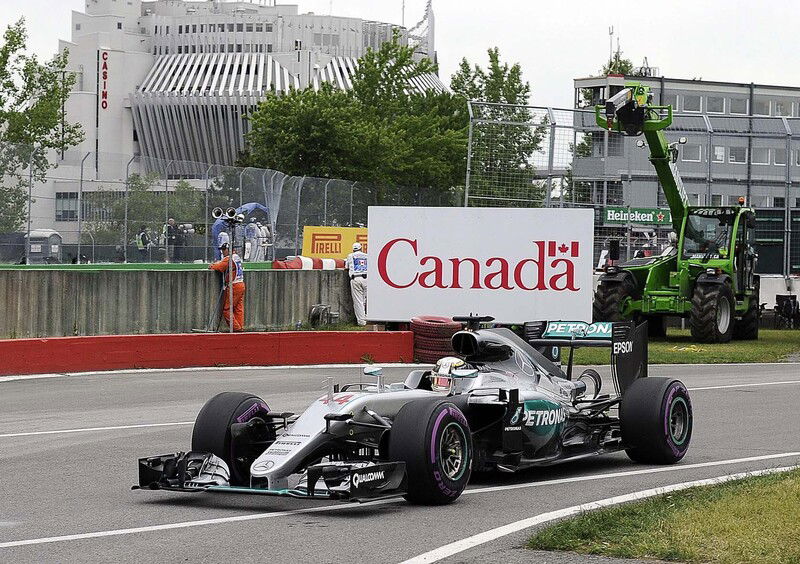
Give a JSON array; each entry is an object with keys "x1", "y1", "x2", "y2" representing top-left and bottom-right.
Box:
[{"x1": 411, "y1": 316, "x2": 463, "y2": 364}]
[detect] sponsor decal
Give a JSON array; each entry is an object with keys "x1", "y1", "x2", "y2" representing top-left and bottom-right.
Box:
[
  {"x1": 604, "y1": 207, "x2": 671, "y2": 225},
  {"x1": 613, "y1": 340, "x2": 633, "y2": 355},
  {"x1": 543, "y1": 321, "x2": 612, "y2": 339},
  {"x1": 301, "y1": 226, "x2": 368, "y2": 259},
  {"x1": 100, "y1": 51, "x2": 109, "y2": 110},
  {"x1": 351, "y1": 469, "x2": 385, "y2": 488},
  {"x1": 523, "y1": 400, "x2": 567, "y2": 436},
  {"x1": 318, "y1": 393, "x2": 357, "y2": 406},
  {"x1": 504, "y1": 426, "x2": 522, "y2": 432},
  {"x1": 509, "y1": 406, "x2": 522, "y2": 426},
  {"x1": 377, "y1": 238, "x2": 581, "y2": 292}
]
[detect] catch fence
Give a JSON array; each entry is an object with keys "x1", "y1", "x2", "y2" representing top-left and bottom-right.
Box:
[
  {"x1": 0, "y1": 144, "x2": 460, "y2": 264},
  {"x1": 466, "y1": 101, "x2": 800, "y2": 274}
]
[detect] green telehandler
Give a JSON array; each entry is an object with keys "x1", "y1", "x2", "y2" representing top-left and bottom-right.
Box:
[{"x1": 592, "y1": 82, "x2": 760, "y2": 343}]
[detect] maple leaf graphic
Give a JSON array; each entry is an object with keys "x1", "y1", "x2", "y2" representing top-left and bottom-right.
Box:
[{"x1": 558, "y1": 243, "x2": 569, "y2": 253}]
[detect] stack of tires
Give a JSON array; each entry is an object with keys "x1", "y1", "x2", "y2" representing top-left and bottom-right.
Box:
[{"x1": 411, "y1": 316, "x2": 463, "y2": 363}]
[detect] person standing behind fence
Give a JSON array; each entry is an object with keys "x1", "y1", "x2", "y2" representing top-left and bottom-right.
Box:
[
  {"x1": 209, "y1": 243, "x2": 245, "y2": 331},
  {"x1": 245, "y1": 218, "x2": 259, "y2": 261},
  {"x1": 346, "y1": 242, "x2": 368, "y2": 326},
  {"x1": 135, "y1": 225, "x2": 150, "y2": 262},
  {"x1": 258, "y1": 221, "x2": 272, "y2": 261},
  {"x1": 163, "y1": 218, "x2": 177, "y2": 262}
]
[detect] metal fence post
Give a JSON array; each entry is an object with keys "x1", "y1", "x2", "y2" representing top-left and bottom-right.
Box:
[
  {"x1": 77, "y1": 152, "x2": 91, "y2": 264},
  {"x1": 322, "y1": 178, "x2": 333, "y2": 225},
  {"x1": 349, "y1": 181, "x2": 356, "y2": 226},
  {"x1": 464, "y1": 101, "x2": 474, "y2": 207},
  {"x1": 25, "y1": 149, "x2": 35, "y2": 265},
  {"x1": 204, "y1": 164, "x2": 214, "y2": 262},
  {"x1": 545, "y1": 107, "x2": 557, "y2": 208},
  {"x1": 294, "y1": 176, "x2": 305, "y2": 256},
  {"x1": 123, "y1": 155, "x2": 136, "y2": 263},
  {"x1": 163, "y1": 160, "x2": 174, "y2": 263},
  {"x1": 781, "y1": 117, "x2": 792, "y2": 276}
]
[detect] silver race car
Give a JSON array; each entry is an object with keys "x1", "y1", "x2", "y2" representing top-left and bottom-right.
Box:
[{"x1": 134, "y1": 316, "x2": 692, "y2": 505}]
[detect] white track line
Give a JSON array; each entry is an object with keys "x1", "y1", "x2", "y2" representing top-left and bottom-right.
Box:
[
  {"x1": 689, "y1": 380, "x2": 800, "y2": 391},
  {"x1": 1, "y1": 361, "x2": 798, "y2": 383},
  {"x1": 0, "y1": 422, "x2": 193, "y2": 439},
  {"x1": 402, "y1": 465, "x2": 800, "y2": 564},
  {"x1": 0, "y1": 452, "x2": 798, "y2": 550},
  {"x1": 2, "y1": 380, "x2": 798, "y2": 439}
]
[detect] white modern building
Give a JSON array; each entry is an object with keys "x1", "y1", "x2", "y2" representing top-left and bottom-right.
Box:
[{"x1": 33, "y1": 0, "x2": 440, "y2": 244}]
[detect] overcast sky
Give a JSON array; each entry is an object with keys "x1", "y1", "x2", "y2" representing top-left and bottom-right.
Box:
[{"x1": 2, "y1": 0, "x2": 798, "y2": 108}]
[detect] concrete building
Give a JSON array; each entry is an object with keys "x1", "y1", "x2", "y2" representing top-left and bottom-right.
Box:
[
  {"x1": 573, "y1": 73, "x2": 800, "y2": 274},
  {"x1": 33, "y1": 0, "x2": 439, "y2": 245}
]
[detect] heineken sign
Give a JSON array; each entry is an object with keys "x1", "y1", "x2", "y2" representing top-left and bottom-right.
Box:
[{"x1": 605, "y1": 207, "x2": 671, "y2": 225}]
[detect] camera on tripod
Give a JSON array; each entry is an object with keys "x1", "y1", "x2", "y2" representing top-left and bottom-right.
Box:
[{"x1": 211, "y1": 207, "x2": 245, "y2": 224}]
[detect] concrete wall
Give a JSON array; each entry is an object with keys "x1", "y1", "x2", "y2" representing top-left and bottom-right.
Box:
[{"x1": 0, "y1": 269, "x2": 354, "y2": 339}]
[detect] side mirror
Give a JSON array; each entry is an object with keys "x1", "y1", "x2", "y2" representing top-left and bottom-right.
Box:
[
  {"x1": 451, "y1": 368, "x2": 479, "y2": 379},
  {"x1": 363, "y1": 366, "x2": 383, "y2": 377},
  {"x1": 608, "y1": 239, "x2": 620, "y2": 261}
]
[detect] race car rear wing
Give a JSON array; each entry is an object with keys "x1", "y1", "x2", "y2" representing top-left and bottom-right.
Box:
[{"x1": 525, "y1": 320, "x2": 648, "y2": 396}]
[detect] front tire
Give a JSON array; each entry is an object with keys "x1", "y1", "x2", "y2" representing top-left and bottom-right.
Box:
[
  {"x1": 389, "y1": 400, "x2": 472, "y2": 505},
  {"x1": 690, "y1": 283, "x2": 734, "y2": 343},
  {"x1": 191, "y1": 392, "x2": 271, "y2": 485},
  {"x1": 733, "y1": 282, "x2": 760, "y2": 340},
  {"x1": 593, "y1": 277, "x2": 637, "y2": 322},
  {"x1": 621, "y1": 378, "x2": 692, "y2": 464}
]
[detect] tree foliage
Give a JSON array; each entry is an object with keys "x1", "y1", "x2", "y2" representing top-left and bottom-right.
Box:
[
  {"x1": 0, "y1": 19, "x2": 83, "y2": 232},
  {"x1": 451, "y1": 48, "x2": 546, "y2": 206},
  {"x1": 244, "y1": 36, "x2": 467, "y2": 208}
]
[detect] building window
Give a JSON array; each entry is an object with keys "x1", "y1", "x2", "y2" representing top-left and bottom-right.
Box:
[
  {"x1": 244, "y1": 44, "x2": 251, "y2": 52},
  {"x1": 246, "y1": 23, "x2": 254, "y2": 32},
  {"x1": 774, "y1": 148, "x2": 787, "y2": 165},
  {"x1": 663, "y1": 92, "x2": 677, "y2": 109},
  {"x1": 237, "y1": 23, "x2": 244, "y2": 32},
  {"x1": 178, "y1": 25, "x2": 183, "y2": 34},
  {"x1": 710, "y1": 194, "x2": 723, "y2": 206},
  {"x1": 177, "y1": 46, "x2": 182, "y2": 54},
  {"x1": 712, "y1": 146, "x2": 726, "y2": 163},
  {"x1": 117, "y1": 22, "x2": 122, "y2": 30},
  {"x1": 730, "y1": 98, "x2": 748, "y2": 115},
  {"x1": 751, "y1": 147, "x2": 770, "y2": 164},
  {"x1": 228, "y1": 43, "x2": 234, "y2": 52},
  {"x1": 220, "y1": 44, "x2": 225, "y2": 53},
  {"x1": 236, "y1": 43, "x2": 242, "y2": 52},
  {"x1": 154, "y1": 25, "x2": 158, "y2": 34},
  {"x1": 753, "y1": 97, "x2": 770, "y2": 116},
  {"x1": 75, "y1": 23, "x2": 81, "y2": 30},
  {"x1": 228, "y1": 23, "x2": 234, "y2": 32},
  {"x1": 165, "y1": 46, "x2": 169, "y2": 54},
  {"x1": 192, "y1": 24, "x2": 197, "y2": 33},
  {"x1": 255, "y1": 23, "x2": 263, "y2": 32},
  {"x1": 706, "y1": 96, "x2": 725, "y2": 113},
  {"x1": 729, "y1": 147, "x2": 747, "y2": 163},
  {"x1": 200, "y1": 24, "x2": 204, "y2": 32},
  {"x1": 191, "y1": 45, "x2": 196, "y2": 53},
  {"x1": 153, "y1": 46, "x2": 157, "y2": 55},
  {"x1": 265, "y1": 23, "x2": 273, "y2": 32},
  {"x1": 208, "y1": 23, "x2": 215, "y2": 32},
  {"x1": 267, "y1": 43, "x2": 273, "y2": 52},
  {"x1": 682, "y1": 144, "x2": 701, "y2": 162},
  {"x1": 682, "y1": 95, "x2": 701, "y2": 112},
  {"x1": 165, "y1": 26, "x2": 169, "y2": 34},
  {"x1": 774, "y1": 196, "x2": 785, "y2": 208},
  {"x1": 774, "y1": 100, "x2": 792, "y2": 116},
  {"x1": 55, "y1": 192, "x2": 78, "y2": 222}
]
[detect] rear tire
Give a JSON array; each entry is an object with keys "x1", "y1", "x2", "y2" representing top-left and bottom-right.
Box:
[
  {"x1": 389, "y1": 400, "x2": 472, "y2": 505},
  {"x1": 690, "y1": 283, "x2": 734, "y2": 343},
  {"x1": 593, "y1": 277, "x2": 637, "y2": 322},
  {"x1": 621, "y1": 378, "x2": 692, "y2": 464},
  {"x1": 191, "y1": 392, "x2": 270, "y2": 486},
  {"x1": 733, "y1": 283, "x2": 760, "y2": 340}
]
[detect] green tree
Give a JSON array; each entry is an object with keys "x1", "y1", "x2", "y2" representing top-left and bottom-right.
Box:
[
  {"x1": 451, "y1": 48, "x2": 546, "y2": 206},
  {"x1": 0, "y1": 19, "x2": 83, "y2": 232},
  {"x1": 244, "y1": 35, "x2": 467, "y2": 211}
]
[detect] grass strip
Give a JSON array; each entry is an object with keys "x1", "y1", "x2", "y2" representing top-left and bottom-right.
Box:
[
  {"x1": 528, "y1": 468, "x2": 800, "y2": 563},
  {"x1": 565, "y1": 329, "x2": 800, "y2": 364}
]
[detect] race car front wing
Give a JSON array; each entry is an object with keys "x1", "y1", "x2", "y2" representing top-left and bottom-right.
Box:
[{"x1": 132, "y1": 451, "x2": 408, "y2": 503}]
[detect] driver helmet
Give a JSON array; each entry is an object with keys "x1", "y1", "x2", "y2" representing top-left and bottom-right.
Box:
[{"x1": 431, "y1": 356, "x2": 465, "y2": 392}]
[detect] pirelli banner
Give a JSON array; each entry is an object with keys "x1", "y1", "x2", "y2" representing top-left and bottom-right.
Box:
[
  {"x1": 367, "y1": 207, "x2": 594, "y2": 324},
  {"x1": 301, "y1": 226, "x2": 368, "y2": 260}
]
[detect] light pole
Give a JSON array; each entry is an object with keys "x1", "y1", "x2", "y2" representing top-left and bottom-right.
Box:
[
  {"x1": 163, "y1": 159, "x2": 174, "y2": 263},
  {"x1": 77, "y1": 152, "x2": 91, "y2": 264},
  {"x1": 204, "y1": 164, "x2": 214, "y2": 262}
]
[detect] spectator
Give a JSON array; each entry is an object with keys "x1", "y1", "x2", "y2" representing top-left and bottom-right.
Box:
[
  {"x1": 162, "y1": 218, "x2": 177, "y2": 262},
  {"x1": 345, "y1": 242, "x2": 368, "y2": 326},
  {"x1": 135, "y1": 225, "x2": 150, "y2": 262}
]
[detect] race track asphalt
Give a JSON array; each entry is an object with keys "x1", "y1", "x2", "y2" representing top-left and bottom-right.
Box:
[{"x1": 1, "y1": 363, "x2": 799, "y2": 563}]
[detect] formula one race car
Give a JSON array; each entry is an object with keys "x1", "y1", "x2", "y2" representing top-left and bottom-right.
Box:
[{"x1": 134, "y1": 315, "x2": 693, "y2": 505}]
